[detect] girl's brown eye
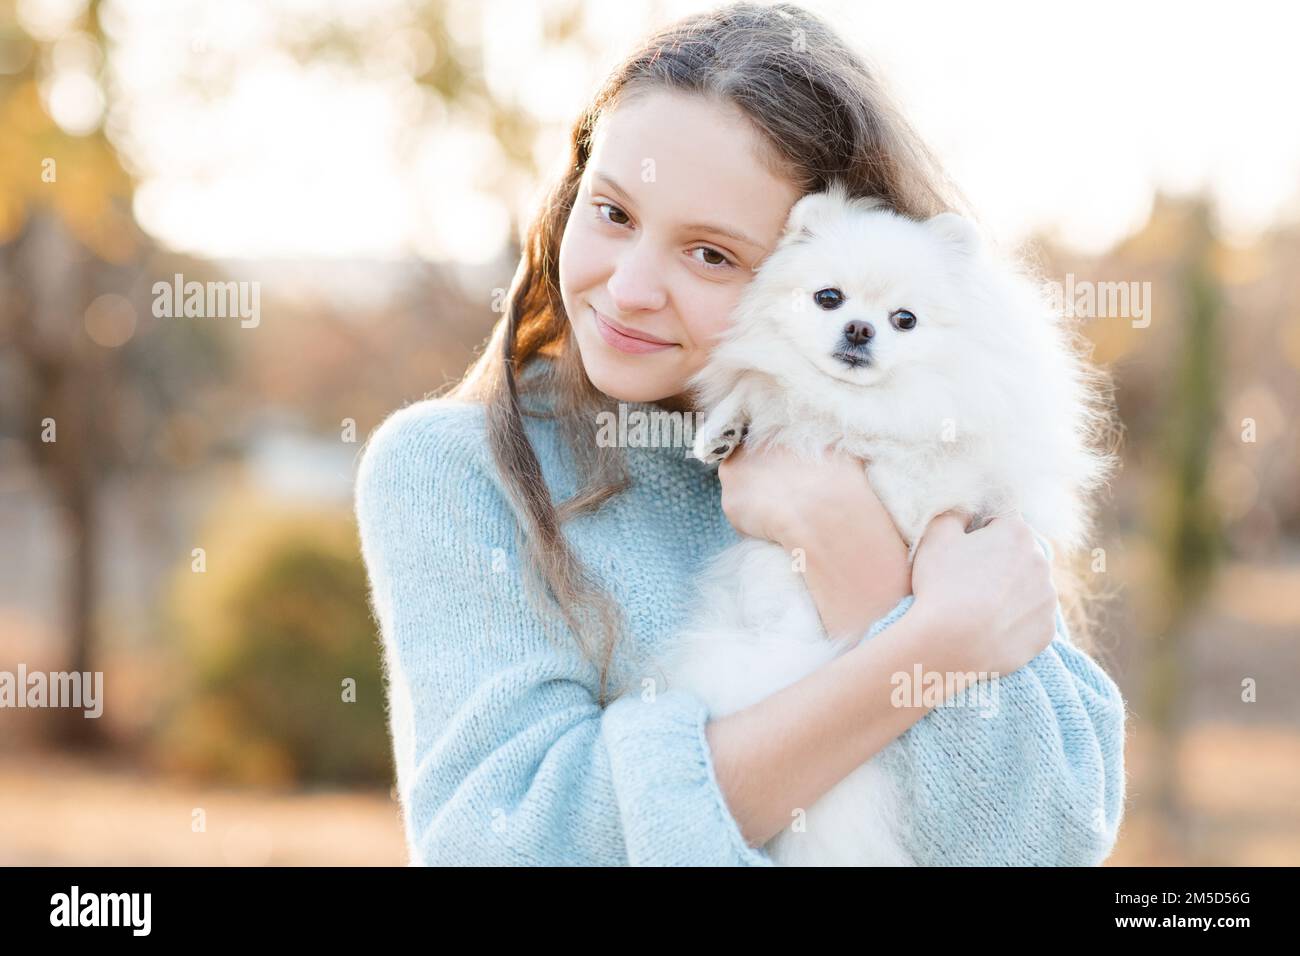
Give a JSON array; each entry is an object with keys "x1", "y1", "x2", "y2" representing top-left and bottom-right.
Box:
[
  {"x1": 601, "y1": 203, "x2": 630, "y2": 225},
  {"x1": 701, "y1": 248, "x2": 726, "y2": 265}
]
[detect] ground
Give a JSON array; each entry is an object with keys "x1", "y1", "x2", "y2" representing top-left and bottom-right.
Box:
[{"x1": 3, "y1": 721, "x2": 1297, "y2": 865}]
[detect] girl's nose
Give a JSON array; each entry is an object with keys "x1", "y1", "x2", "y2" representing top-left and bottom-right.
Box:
[{"x1": 607, "y1": 243, "x2": 667, "y2": 314}]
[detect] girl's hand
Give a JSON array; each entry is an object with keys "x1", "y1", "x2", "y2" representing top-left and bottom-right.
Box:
[
  {"x1": 909, "y1": 511, "x2": 1057, "y2": 676},
  {"x1": 716, "y1": 441, "x2": 912, "y2": 637}
]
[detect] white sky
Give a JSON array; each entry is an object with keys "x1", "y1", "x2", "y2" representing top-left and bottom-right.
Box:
[{"x1": 28, "y1": 0, "x2": 1300, "y2": 262}]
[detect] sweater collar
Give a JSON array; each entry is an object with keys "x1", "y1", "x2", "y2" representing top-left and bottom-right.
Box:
[{"x1": 516, "y1": 354, "x2": 714, "y2": 477}]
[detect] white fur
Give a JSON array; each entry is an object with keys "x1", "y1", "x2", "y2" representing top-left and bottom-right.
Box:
[{"x1": 657, "y1": 182, "x2": 1109, "y2": 865}]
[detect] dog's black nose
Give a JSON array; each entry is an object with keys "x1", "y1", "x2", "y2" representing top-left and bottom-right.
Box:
[{"x1": 842, "y1": 320, "x2": 875, "y2": 346}]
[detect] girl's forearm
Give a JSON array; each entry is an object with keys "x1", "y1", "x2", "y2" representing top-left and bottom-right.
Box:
[
  {"x1": 783, "y1": 514, "x2": 913, "y2": 641},
  {"x1": 704, "y1": 609, "x2": 946, "y2": 849}
]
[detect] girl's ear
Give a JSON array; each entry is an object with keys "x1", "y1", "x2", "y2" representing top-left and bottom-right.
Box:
[{"x1": 925, "y1": 212, "x2": 983, "y2": 257}]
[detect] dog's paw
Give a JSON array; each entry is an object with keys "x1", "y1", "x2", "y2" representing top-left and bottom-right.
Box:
[{"x1": 692, "y1": 421, "x2": 749, "y2": 464}]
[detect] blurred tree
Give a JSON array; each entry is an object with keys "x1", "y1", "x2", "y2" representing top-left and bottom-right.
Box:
[
  {"x1": 1145, "y1": 197, "x2": 1226, "y2": 855},
  {"x1": 0, "y1": 0, "x2": 230, "y2": 746}
]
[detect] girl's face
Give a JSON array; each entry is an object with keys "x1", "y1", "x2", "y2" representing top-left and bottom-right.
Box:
[{"x1": 558, "y1": 89, "x2": 803, "y2": 409}]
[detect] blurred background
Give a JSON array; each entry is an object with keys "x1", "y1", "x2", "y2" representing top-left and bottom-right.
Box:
[{"x1": 1, "y1": 0, "x2": 1297, "y2": 866}]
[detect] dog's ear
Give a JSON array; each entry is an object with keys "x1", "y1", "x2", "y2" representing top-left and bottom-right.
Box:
[
  {"x1": 925, "y1": 212, "x2": 983, "y2": 258},
  {"x1": 775, "y1": 180, "x2": 854, "y2": 248},
  {"x1": 775, "y1": 182, "x2": 892, "y2": 254}
]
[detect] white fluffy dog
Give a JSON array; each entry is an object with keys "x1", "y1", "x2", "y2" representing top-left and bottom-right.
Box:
[{"x1": 657, "y1": 181, "x2": 1109, "y2": 866}]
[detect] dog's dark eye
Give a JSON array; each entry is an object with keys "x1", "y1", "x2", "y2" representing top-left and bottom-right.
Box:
[
  {"x1": 890, "y1": 308, "x2": 917, "y2": 330},
  {"x1": 814, "y1": 288, "x2": 844, "y2": 310}
]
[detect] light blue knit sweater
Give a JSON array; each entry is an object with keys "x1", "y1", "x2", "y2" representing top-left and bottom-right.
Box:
[{"x1": 354, "y1": 364, "x2": 1128, "y2": 867}]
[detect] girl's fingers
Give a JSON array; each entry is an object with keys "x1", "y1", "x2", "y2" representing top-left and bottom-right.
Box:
[
  {"x1": 978, "y1": 509, "x2": 1026, "y2": 533},
  {"x1": 717, "y1": 441, "x2": 743, "y2": 467},
  {"x1": 922, "y1": 510, "x2": 969, "y2": 542}
]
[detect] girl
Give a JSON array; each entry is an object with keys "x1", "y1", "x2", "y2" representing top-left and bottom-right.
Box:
[{"x1": 355, "y1": 1, "x2": 1127, "y2": 866}]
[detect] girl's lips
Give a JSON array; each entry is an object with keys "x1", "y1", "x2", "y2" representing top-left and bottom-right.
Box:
[{"x1": 592, "y1": 307, "x2": 677, "y2": 354}]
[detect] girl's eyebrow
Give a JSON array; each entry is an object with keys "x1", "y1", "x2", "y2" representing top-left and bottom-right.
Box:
[{"x1": 591, "y1": 170, "x2": 764, "y2": 252}]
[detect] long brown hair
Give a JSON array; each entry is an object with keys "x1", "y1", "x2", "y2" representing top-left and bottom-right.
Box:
[{"x1": 443, "y1": 2, "x2": 1059, "y2": 705}]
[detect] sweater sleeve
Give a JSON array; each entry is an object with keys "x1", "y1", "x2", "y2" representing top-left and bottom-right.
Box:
[
  {"x1": 861, "y1": 589, "x2": 1128, "y2": 866},
  {"x1": 354, "y1": 401, "x2": 773, "y2": 867}
]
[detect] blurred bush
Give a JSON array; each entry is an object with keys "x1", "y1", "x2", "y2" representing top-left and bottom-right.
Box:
[{"x1": 153, "y1": 491, "x2": 391, "y2": 788}]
